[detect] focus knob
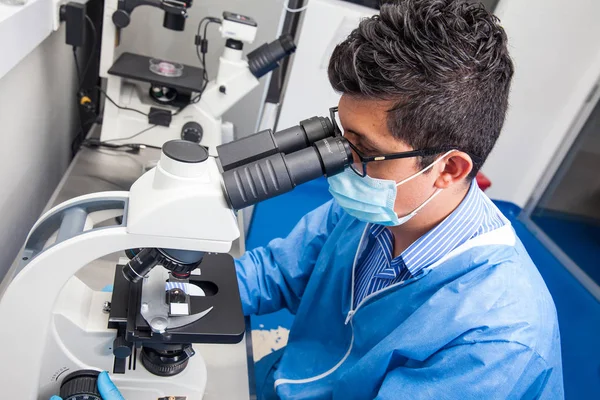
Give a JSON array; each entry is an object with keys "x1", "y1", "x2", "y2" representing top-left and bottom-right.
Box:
[{"x1": 59, "y1": 370, "x2": 102, "y2": 400}]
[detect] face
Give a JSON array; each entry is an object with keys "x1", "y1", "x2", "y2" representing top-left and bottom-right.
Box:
[{"x1": 337, "y1": 95, "x2": 452, "y2": 217}]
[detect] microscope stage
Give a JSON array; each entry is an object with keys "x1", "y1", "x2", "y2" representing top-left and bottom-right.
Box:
[
  {"x1": 109, "y1": 253, "x2": 246, "y2": 346},
  {"x1": 109, "y1": 53, "x2": 205, "y2": 93}
]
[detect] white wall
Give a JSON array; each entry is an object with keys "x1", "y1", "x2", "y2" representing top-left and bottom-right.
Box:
[
  {"x1": 483, "y1": 0, "x2": 600, "y2": 207},
  {"x1": 0, "y1": 26, "x2": 78, "y2": 279},
  {"x1": 0, "y1": 0, "x2": 55, "y2": 80},
  {"x1": 117, "y1": 0, "x2": 285, "y2": 138}
]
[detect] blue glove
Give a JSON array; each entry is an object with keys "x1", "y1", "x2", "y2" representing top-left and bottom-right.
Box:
[
  {"x1": 50, "y1": 371, "x2": 124, "y2": 400},
  {"x1": 97, "y1": 371, "x2": 125, "y2": 400}
]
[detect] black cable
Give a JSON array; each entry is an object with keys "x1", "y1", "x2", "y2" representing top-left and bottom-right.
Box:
[
  {"x1": 189, "y1": 19, "x2": 210, "y2": 106},
  {"x1": 196, "y1": 17, "x2": 211, "y2": 66},
  {"x1": 73, "y1": 47, "x2": 82, "y2": 85},
  {"x1": 200, "y1": 19, "x2": 220, "y2": 88},
  {"x1": 95, "y1": 86, "x2": 149, "y2": 117},
  {"x1": 188, "y1": 17, "x2": 221, "y2": 107},
  {"x1": 71, "y1": 114, "x2": 101, "y2": 155},
  {"x1": 84, "y1": 142, "x2": 162, "y2": 152},
  {"x1": 202, "y1": 20, "x2": 210, "y2": 85},
  {"x1": 71, "y1": 15, "x2": 99, "y2": 157},
  {"x1": 73, "y1": 51, "x2": 134, "y2": 156},
  {"x1": 79, "y1": 92, "x2": 155, "y2": 152},
  {"x1": 85, "y1": 139, "x2": 160, "y2": 150},
  {"x1": 72, "y1": 19, "x2": 146, "y2": 118},
  {"x1": 83, "y1": 141, "x2": 159, "y2": 152},
  {"x1": 102, "y1": 124, "x2": 158, "y2": 143},
  {"x1": 164, "y1": 17, "x2": 217, "y2": 115},
  {"x1": 82, "y1": 125, "x2": 160, "y2": 153},
  {"x1": 72, "y1": 47, "x2": 88, "y2": 155}
]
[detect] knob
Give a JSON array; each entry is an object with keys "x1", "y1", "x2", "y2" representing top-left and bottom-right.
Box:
[
  {"x1": 59, "y1": 370, "x2": 102, "y2": 400},
  {"x1": 141, "y1": 346, "x2": 193, "y2": 377},
  {"x1": 113, "y1": 336, "x2": 132, "y2": 359},
  {"x1": 162, "y1": 140, "x2": 209, "y2": 164},
  {"x1": 112, "y1": 10, "x2": 131, "y2": 28},
  {"x1": 181, "y1": 121, "x2": 204, "y2": 144},
  {"x1": 159, "y1": 140, "x2": 209, "y2": 179}
]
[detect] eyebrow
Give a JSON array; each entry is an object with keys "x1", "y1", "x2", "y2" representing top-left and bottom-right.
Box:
[{"x1": 347, "y1": 129, "x2": 380, "y2": 150}]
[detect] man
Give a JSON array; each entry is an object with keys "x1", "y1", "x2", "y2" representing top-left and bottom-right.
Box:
[{"x1": 236, "y1": 1, "x2": 563, "y2": 399}]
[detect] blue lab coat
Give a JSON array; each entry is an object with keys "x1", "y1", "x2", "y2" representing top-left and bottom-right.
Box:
[{"x1": 235, "y1": 200, "x2": 564, "y2": 399}]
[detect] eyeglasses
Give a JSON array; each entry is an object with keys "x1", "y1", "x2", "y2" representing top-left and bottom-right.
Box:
[{"x1": 329, "y1": 107, "x2": 457, "y2": 177}]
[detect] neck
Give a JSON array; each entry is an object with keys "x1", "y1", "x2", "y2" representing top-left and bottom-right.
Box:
[{"x1": 388, "y1": 185, "x2": 470, "y2": 258}]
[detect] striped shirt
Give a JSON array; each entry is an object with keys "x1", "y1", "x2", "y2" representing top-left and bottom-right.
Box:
[{"x1": 353, "y1": 181, "x2": 506, "y2": 308}]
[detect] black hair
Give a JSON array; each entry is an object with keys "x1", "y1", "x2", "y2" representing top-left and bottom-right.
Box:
[{"x1": 328, "y1": 0, "x2": 514, "y2": 178}]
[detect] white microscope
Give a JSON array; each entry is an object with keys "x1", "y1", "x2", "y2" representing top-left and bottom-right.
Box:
[
  {"x1": 0, "y1": 115, "x2": 352, "y2": 399},
  {"x1": 99, "y1": 0, "x2": 296, "y2": 155}
]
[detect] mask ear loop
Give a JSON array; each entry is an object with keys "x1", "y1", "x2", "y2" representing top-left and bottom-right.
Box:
[
  {"x1": 393, "y1": 150, "x2": 457, "y2": 220},
  {"x1": 395, "y1": 149, "x2": 457, "y2": 187},
  {"x1": 404, "y1": 188, "x2": 443, "y2": 218}
]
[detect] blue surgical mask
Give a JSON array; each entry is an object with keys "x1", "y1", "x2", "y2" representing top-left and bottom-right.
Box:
[{"x1": 327, "y1": 150, "x2": 455, "y2": 226}]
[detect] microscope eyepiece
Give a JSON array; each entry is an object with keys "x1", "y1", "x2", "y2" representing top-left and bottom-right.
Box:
[
  {"x1": 222, "y1": 136, "x2": 352, "y2": 210},
  {"x1": 248, "y1": 34, "x2": 297, "y2": 79}
]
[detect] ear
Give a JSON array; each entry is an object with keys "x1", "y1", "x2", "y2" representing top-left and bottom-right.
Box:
[{"x1": 433, "y1": 151, "x2": 473, "y2": 189}]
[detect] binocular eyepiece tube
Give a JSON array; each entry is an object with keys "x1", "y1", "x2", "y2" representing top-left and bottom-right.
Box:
[
  {"x1": 217, "y1": 116, "x2": 334, "y2": 171},
  {"x1": 217, "y1": 116, "x2": 352, "y2": 210}
]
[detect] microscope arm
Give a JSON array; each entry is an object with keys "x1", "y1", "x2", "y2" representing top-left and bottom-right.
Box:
[
  {"x1": 118, "y1": 0, "x2": 163, "y2": 11},
  {"x1": 198, "y1": 69, "x2": 260, "y2": 120},
  {"x1": 113, "y1": 0, "x2": 189, "y2": 29}
]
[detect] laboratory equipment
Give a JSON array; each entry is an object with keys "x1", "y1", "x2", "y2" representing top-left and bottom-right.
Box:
[
  {"x1": 0, "y1": 114, "x2": 351, "y2": 399},
  {"x1": 99, "y1": 1, "x2": 296, "y2": 155}
]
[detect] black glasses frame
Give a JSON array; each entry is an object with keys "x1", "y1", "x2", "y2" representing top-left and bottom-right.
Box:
[{"x1": 329, "y1": 107, "x2": 458, "y2": 177}]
